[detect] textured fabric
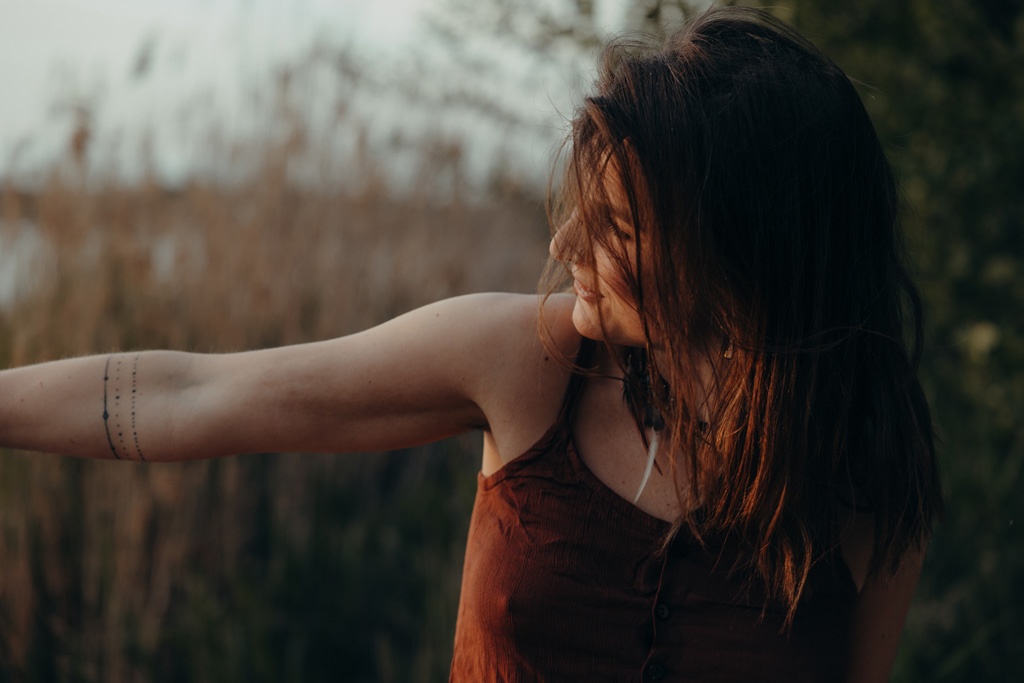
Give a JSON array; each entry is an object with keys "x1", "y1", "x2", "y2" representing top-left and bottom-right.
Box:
[{"x1": 450, "y1": 352, "x2": 857, "y2": 682}]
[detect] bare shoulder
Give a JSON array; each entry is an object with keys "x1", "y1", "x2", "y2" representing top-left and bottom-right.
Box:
[
  {"x1": 412, "y1": 292, "x2": 577, "y2": 367},
  {"x1": 451, "y1": 291, "x2": 580, "y2": 397},
  {"x1": 459, "y1": 292, "x2": 583, "y2": 464},
  {"x1": 469, "y1": 291, "x2": 578, "y2": 361},
  {"x1": 393, "y1": 291, "x2": 580, "y2": 413}
]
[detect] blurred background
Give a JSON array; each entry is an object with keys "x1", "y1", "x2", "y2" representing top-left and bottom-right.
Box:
[{"x1": 0, "y1": 0, "x2": 1020, "y2": 680}]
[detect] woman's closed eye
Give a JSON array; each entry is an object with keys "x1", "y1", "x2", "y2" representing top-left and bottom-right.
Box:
[{"x1": 609, "y1": 222, "x2": 634, "y2": 242}]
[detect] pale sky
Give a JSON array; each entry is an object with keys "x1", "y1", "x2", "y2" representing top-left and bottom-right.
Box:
[
  {"x1": 0, "y1": 0, "x2": 435, "y2": 181},
  {"x1": 0, "y1": 0, "x2": 633, "y2": 186}
]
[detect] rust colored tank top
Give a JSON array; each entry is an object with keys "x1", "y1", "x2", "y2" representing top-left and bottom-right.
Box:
[{"x1": 450, "y1": 343, "x2": 858, "y2": 682}]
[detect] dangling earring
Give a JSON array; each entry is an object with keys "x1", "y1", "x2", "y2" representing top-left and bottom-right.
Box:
[{"x1": 723, "y1": 339, "x2": 734, "y2": 360}]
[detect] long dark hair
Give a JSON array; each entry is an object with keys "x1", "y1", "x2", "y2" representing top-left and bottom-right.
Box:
[{"x1": 543, "y1": 6, "x2": 943, "y2": 623}]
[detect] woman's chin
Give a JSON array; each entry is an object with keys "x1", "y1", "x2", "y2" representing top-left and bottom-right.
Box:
[
  {"x1": 571, "y1": 300, "x2": 643, "y2": 346},
  {"x1": 571, "y1": 301, "x2": 603, "y2": 341}
]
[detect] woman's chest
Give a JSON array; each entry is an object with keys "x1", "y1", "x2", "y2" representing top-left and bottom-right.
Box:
[
  {"x1": 454, "y1": 469, "x2": 856, "y2": 682},
  {"x1": 571, "y1": 374, "x2": 685, "y2": 522}
]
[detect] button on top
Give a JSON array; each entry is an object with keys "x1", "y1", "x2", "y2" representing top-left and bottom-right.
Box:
[
  {"x1": 645, "y1": 660, "x2": 667, "y2": 680},
  {"x1": 654, "y1": 603, "x2": 671, "y2": 620}
]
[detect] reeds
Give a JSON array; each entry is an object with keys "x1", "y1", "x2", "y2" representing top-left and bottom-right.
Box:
[{"x1": 0, "y1": 61, "x2": 550, "y2": 682}]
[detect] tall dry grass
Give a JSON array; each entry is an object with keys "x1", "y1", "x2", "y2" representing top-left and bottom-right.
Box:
[{"x1": 0, "y1": 73, "x2": 551, "y2": 682}]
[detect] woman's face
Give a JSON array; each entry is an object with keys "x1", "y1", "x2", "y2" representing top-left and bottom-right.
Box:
[{"x1": 549, "y1": 178, "x2": 647, "y2": 348}]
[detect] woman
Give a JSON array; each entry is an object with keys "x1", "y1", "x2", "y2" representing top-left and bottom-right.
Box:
[{"x1": 0, "y1": 7, "x2": 941, "y2": 682}]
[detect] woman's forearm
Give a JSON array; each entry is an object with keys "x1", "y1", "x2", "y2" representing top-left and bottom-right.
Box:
[{"x1": 0, "y1": 351, "x2": 198, "y2": 461}]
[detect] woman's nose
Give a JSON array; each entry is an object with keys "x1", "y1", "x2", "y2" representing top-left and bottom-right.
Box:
[
  {"x1": 549, "y1": 230, "x2": 565, "y2": 261},
  {"x1": 550, "y1": 212, "x2": 577, "y2": 263}
]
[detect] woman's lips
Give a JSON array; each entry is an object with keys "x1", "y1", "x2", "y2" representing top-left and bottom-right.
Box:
[{"x1": 574, "y1": 279, "x2": 601, "y2": 303}]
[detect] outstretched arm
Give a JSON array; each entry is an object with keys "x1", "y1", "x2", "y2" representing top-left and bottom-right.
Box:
[{"x1": 0, "y1": 293, "x2": 544, "y2": 462}]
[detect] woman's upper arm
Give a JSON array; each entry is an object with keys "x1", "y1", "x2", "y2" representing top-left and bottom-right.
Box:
[
  {"x1": 845, "y1": 547, "x2": 925, "y2": 683},
  {"x1": 178, "y1": 293, "x2": 539, "y2": 458}
]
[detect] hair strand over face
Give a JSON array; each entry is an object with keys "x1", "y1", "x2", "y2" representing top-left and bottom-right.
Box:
[{"x1": 541, "y1": 6, "x2": 943, "y2": 627}]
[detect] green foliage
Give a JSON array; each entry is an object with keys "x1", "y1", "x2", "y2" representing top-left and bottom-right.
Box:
[
  {"x1": 769, "y1": 0, "x2": 1024, "y2": 679},
  {"x1": 0, "y1": 446, "x2": 478, "y2": 683},
  {"x1": 147, "y1": 446, "x2": 477, "y2": 683}
]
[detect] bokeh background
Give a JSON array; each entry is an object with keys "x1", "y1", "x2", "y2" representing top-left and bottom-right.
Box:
[{"x1": 0, "y1": 0, "x2": 1020, "y2": 681}]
